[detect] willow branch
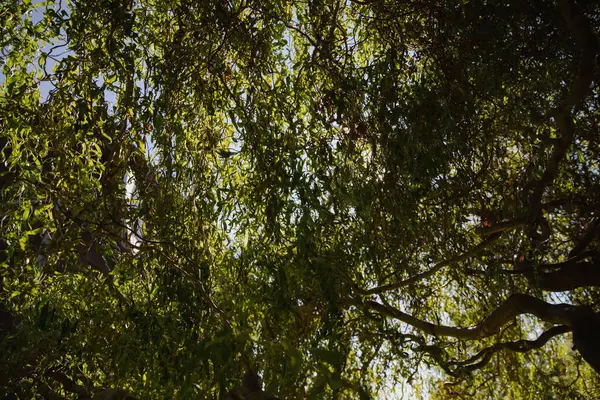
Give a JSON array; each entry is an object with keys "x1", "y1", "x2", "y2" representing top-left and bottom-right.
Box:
[
  {"x1": 365, "y1": 294, "x2": 574, "y2": 339},
  {"x1": 363, "y1": 232, "x2": 502, "y2": 295},
  {"x1": 450, "y1": 325, "x2": 570, "y2": 372}
]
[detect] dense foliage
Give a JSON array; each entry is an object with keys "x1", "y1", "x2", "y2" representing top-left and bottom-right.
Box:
[{"x1": 1, "y1": 0, "x2": 599, "y2": 398}]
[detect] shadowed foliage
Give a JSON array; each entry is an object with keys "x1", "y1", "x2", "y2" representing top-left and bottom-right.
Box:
[{"x1": 1, "y1": 0, "x2": 599, "y2": 398}]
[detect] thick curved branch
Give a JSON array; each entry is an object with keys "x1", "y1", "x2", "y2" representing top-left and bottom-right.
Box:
[
  {"x1": 366, "y1": 300, "x2": 479, "y2": 339},
  {"x1": 524, "y1": 260, "x2": 600, "y2": 292},
  {"x1": 538, "y1": 250, "x2": 599, "y2": 269},
  {"x1": 450, "y1": 325, "x2": 570, "y2": 372},
  {"x1": 368, "y1": 294, "x2": 600, "y2": 374},
  {"x1": 363, "y1": 232, "x2": 502, "y2": 295},
  {"x1": 366, "y1": 294, "x2": 574, "y2": 339}
]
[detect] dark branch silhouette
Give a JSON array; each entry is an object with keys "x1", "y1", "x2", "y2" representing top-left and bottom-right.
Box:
[{"x1": 367, "y1": 294, "x2": 600, "y2": 373}]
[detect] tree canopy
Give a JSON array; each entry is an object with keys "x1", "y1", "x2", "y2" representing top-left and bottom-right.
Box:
[{"x1": 1, "y1": 0, "x2": 599, "y2": 398}]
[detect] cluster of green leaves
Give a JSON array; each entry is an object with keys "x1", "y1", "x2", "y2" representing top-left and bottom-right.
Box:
[{"x1": 1, "y1": 0, "x2": 599, "y2": 398}]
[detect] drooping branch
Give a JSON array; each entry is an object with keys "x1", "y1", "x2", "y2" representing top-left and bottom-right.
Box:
[
  {"x1": 450, "y1": 325, "x2": 571, "y2": 372},
  {"x1": 365, "y1": 294, "x2": 574, "y2": 340},
  {"x1": 363, "y1": 232, "x2": 503, "y2": 295}
]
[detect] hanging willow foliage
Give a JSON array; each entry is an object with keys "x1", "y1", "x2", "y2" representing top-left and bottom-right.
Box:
[{"x1": 1, "y1": 0, "x2": 599, "y2": 398}]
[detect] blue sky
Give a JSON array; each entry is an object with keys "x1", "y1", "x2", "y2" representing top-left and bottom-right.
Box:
[{"x1": 1, "y1": 0, "x2": 73, "y2": 102}]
